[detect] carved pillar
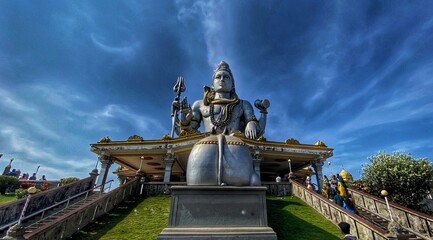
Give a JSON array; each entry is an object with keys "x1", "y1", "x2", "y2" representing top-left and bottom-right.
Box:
[
  {"x1": 135, "y1": 170, "x2": 146, "y2": 195},
  {"x1": 96, "y1": 154, "x2": 113, "y2": 192},
  {"x1": 163, "y1": 150, "x2": 176, "y2": 183},
  {"x1": 311, "y1": 159, "x2": 324, "y2": 192},
  {"x1": 253, "y1": 150, "x2": 262, "y2": 179}
]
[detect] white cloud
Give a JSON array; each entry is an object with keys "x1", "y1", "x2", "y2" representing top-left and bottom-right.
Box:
[
  {"x1": 1, "y1": 125, "x2": 94, "y2": 179},
  {"x1": 90, "y1": 33, "x2": 141, "y2": 60},
  {"x1": 0, "y1": 87, "x2": 34, "y2": 112},
  {"x1": 91, "y1": 104, "x2": 166, "y2": 136},
  {"x1": 176, "y1": 0, "x2": 232, "y2": 67}
]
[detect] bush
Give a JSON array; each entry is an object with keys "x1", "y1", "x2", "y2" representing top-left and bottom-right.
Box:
[
  {"x1": 15, "y1": 188, "x2": 28, "y2": 199},
  {"x1": 60, "y1": 177, "x2": 80, "y2": 185},
  {"x1": 15, "y1": 187, "x2": 41, "y2": 199},
  {"x1": 0, "y1": 175, "x2": 19, "y2": 194},
  {"x1": 361, "y1": 152, "x2": 433, "y2": 211}
]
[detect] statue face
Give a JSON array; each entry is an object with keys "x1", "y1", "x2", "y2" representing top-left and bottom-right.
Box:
[{"x1": 212, "y1": 70, "x2": 233, "y2": 93}]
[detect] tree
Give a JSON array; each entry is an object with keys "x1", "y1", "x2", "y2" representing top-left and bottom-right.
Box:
[{"x1": 361, "y1": 152, "x2": 433, "y2": 211}]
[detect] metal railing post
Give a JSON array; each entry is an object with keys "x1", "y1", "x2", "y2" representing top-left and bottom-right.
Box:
[{"x1": 17, "y1": 195, "x2": 32, "y2": 225}]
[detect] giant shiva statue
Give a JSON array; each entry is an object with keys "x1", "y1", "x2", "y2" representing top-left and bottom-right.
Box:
[{"x1": 172, "y1": 61, "x2": 269, "y2": 139}]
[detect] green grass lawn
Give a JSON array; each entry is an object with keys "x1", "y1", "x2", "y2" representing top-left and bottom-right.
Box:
[
  {"x1": 267, "y1": 196, "x2": 343, "y2": 240},
  {"x1": 0, "y1": 193, "x2": 17, "y2": 205},
  {"x1": 70, "y1": 195, "x2": 343, "y2": 240}
]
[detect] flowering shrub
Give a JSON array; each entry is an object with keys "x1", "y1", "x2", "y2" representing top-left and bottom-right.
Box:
[
  {"x1": 20, "y1": 182, "x2": 35, "y2": 189},
  {"x1": 15, "y1": 188, "x2": 28, "y2": 199},
  {"x1": 361, "y1": 152, "x2": 433, "y2": 211},
  {"x1": 39, "y1": 182, "x2": 52, "y2": 191},
  {"x1": 15, "y1": 187, "x2": 41, "y2": 199}
]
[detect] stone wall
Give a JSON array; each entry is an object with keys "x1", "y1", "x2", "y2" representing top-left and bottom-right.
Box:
[
  {"x1": 291, "y1": 181, "x2": 388, "y2": 240},
  {"x1": 349, "y1": 188, "x2": 433, "y2": 239},
  {"x1": 23, "y1": 178, "x2": 139, "y2": 240}
]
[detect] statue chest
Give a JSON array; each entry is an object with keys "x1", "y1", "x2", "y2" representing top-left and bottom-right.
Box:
[{"x1": 201, "y1": 103, "x2": 242, "y2": 121}]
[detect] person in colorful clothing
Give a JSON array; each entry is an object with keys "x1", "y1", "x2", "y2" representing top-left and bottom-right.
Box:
[
  {"x1": 338, "y1": 175, "x2": 348, "y2": 197},
  {"x1": 322, "y1": 175, "x2": 330, "y2": 198}
]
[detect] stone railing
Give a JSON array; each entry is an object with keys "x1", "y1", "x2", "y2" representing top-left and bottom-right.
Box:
[
  {"x1": 349, "y1": 188, "x2": 433, "y2": 239},
  {"x1": 0, "y1": 176, "x2": 96, "y2": 230},
  {"x1": 23, "y1": 178, "x2": 139, "y2": 240},
  {"x1": 262, "y1": 182, "x2": 291, "y2": 196},
  {"x1": 291, "y1": 180, "x2": 389, "y2": 240},
  {"x1": 140, "y1": 182, "x2": 187, "y2": 196}
]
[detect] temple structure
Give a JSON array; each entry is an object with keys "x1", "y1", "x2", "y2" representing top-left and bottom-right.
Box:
[
  {"x1": 90, "y1": 61, "x2": 333, "y2": 190},
  {"x1": 91, "y1": 133, "x2": 332, "y2": 187}
]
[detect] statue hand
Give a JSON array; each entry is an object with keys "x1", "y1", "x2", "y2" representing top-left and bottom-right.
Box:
[
  {"x1": 254, "y1": 99, "x2": 270, "y2": 113},
  {"x1": 245, "y1": 121, "x2": 258, "y2": 139},
  {"x1": 180, "y1": 97, "x2": 193, "y2": 124}
]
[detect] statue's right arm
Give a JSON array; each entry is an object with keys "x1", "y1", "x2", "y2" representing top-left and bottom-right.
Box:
[{"x1": 189, "y1": 100, "x2": 202, "y2": 130}]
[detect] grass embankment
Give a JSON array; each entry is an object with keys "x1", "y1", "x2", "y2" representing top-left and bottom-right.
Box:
[
  {"x1": 70, "y1": 196, "x2": 343, "y2": 240},
  {"x1": 0, "y1": 193, "x2": 17, "y2": 205},
  {"x1": 267, "y1": 196, "x2": 343, "y2": 240}
]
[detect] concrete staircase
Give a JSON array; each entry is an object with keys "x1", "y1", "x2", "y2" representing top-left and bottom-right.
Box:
[
  {"x1": 22, "y1": 192, "x2": 103, "y2": 237},
  {"x1": 0, "y1": 178, "x2": 140, "y2": 240}
]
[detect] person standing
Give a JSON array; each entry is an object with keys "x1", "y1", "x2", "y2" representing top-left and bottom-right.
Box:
[
  {"x1": 338, "y1": 222, "x2": 357, "y2": 240},
  {"x1": 322, "y1": 175, "x2": 330, "y2": 198},
  {"x1": 334, "y1": 190, "x2": 345, "y2": 207},
  {"x1": 338, "y1": 175, "x2": 348, "y2": 197}
]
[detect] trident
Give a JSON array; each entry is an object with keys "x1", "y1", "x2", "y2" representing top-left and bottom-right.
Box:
[{"x1": 171, "y1": 76, "x2": 186, "y2": 138}]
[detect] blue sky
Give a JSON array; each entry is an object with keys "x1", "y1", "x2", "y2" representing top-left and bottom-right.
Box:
[{"x1": 0, "y1": 1, "x2": 432, "y2": 181}]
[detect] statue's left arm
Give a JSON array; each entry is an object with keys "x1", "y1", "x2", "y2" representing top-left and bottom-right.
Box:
[{"x1": 254, "y1": 99, "x2": 270, "y2": 137}]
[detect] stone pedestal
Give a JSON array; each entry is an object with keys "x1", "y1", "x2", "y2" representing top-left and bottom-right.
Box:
[{"x1": 158, "y1": 186, "x2": 277, "y2": 240}]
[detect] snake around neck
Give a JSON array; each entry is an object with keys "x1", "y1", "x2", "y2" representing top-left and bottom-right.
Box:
[{"x1": 209, "y1": 97, "x2": 239, "y2": 128}]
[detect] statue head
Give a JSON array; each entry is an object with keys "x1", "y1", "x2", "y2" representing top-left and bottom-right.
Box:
[
  {"x1": 211, "y1": 61, "x2": 236, "y2": 95},
  {"x1": 212, "y1": 61, "x2": 235, "y2": 92},
  {"x1": 203, "y1": 61, "x2": 239, "y2": 105}
]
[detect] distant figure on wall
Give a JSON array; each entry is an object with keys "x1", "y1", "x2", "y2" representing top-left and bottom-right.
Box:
[
  {"x1": 7, "y1": 169, "x2": 16, "y2": 177},
  {"x1": 40, "y1": 175, "x2": 47, "y2": 181},
  {"x1": 29, "y1": 173, "x2": 37, "y2": 180},
  {"x1": 305, "y1": 175, "x2": 314, "y2": 190},
  {"x1": 19, "y1": 173, "x2": 29, "y2": 180}
]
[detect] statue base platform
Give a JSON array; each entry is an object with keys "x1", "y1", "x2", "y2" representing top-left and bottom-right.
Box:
[{"x1": 158, "y1": 186, "x2": 277, "y2": 240}]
